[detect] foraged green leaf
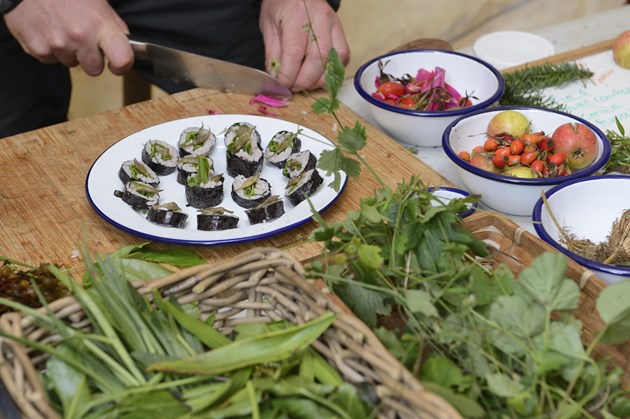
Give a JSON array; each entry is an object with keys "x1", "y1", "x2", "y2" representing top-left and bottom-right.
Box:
[
  {"x1": 324, "y1": 48, "x2": 345, "y2": 99},
  {"x1": 489, "y1": 295, "x2": 545, "y2": 355},
  {"x1": 338, "y1": 122, "x2": 367, "y2": 153},
  {"x1": 357, "y1": 244, "x2": 383, "y2": 269},
  {"x1": 124, "y1": 246, "x2": 206, "y2": 267},
  {"x1": 517, "y1": 252, "x2": 579, "y2": 311},
  {"x1": 486, "y1": 372, "x2": 525, "y2": 398},
  {"x1": 596, "y1": 280, "x2": 630, "y2": 344},
  {"x1": 46, "y1": 344, "x2": 92, "y2": 418},
  {"x1": 113, "y1": 258, "x2": 173, "y2": 281},
  {"x1": 421, "y1": 355, "x2": 472, "y2": 392},
  {"x1": 404, "y1": 289, "x2": 438, "y2": 318},
  {"x1": 337, "y1": 283, "x2": 391, "y2": 328},
  {"x1": 548, "y1": 321, "x2": 586, "y2": 360},
  {"x1": 421, "y1": 381, "x2": 486, "y2": 418}
]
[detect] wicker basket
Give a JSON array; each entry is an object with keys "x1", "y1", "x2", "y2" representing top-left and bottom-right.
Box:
[
  {"x1": 461, "y1": 211, "x2": 630, "y2": 380},
  {"x1": 0, "y1": 247, "x2": 460, "y2": 419}
]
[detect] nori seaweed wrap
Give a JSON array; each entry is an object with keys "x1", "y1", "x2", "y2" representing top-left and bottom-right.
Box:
[
  {"x1": 177, "y1": 155, "x2": 213, "y2": 185},
  {"x1": 282, "y1": 150, "x2": 317, "y2": 178},
  {"x1": 118, "y1": 159, "x2": 159, "y2": 186},
  {"x1": 245, "y1": 195, "x2": 285, "y2": 225},
  {"x1": 231, "y1": 175, "x2": 271, "y2": 209},
  {"x1": 146, "y1": 202, "x2": 188, "y2": 228},
  {"x1": 141, "y1": 139, "x2": 178, "y2": 175},
  {"x1": 178, "y1": 125, "x2": 216, "y2": 157},
  {"x1": 285, "y1": 169, "x2": 324, "y2": 206},
  {"x1": 224, "y1": 122, "x2": 263, "y2": 177},
  {"x1": 264, "y1": 130, "x2": 301, "y2": 168},
  {"x1": 114, "y1": 181, "x2": 160, "y2": 210},
  {"x1": 185, "y1": 173, "x2": 224, "y2": 209},
  {"x1": 197, "y1": 207, "x2": 239, "y2": 231}
]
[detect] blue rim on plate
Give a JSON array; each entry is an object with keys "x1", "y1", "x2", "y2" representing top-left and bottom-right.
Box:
[
  {"x1": 428, "y1": 186, "x2": 478, "y2": 218},
  {"x1": 354, "y1": 49, "x2": 505, "y2": 118},
  {"x1": 85, "y1": 114, "x2": 347, "y2": 246},
  {"x1": 442, "y1": 106, "x2": 612, "y2": 185},
  {"x1": 532, "y1": 175, "x2": 630, "y2": 279}
]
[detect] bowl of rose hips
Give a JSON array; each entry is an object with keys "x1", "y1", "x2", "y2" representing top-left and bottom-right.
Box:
[
  {"x1": 442, "y1": 106, "x2": 611, "y2": 216},
  {"x1": 354, "y1": 49, "x2": 505, "y2": 147}
]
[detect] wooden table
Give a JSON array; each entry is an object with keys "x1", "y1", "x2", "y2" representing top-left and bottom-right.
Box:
[{"x1": 0, "y1": 89, "x2": 453, "y2": 267}]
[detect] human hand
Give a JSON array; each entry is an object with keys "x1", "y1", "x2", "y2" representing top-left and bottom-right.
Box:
[
  {"x1": 259, "y1": 0, "x2": 350, "y2": 92},
  {"x1": 3, "y1": 0, "x2": 133, "y2": 76}
]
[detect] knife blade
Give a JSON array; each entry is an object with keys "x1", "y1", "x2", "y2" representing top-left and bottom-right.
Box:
[{"x1": 129, "y1": 39, "x2": 292, "y2": 98}]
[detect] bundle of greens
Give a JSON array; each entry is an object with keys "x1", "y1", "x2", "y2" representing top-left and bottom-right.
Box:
[
  {"x1": 308, "y1": 48, "x2": 630, "y2": 418},
  {"x1": 603, "y1": 117, "x2": 630, "y2": 174}
]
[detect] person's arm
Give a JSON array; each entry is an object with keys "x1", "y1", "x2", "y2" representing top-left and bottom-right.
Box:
[
  {"x1": 259, "y1": 0, "x2": 350, "y2": 92},
  {"x1": 3, "y1": 0, "x2": 133, "y2": 76}
]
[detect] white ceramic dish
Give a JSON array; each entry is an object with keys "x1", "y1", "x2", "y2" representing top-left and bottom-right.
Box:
[
  {"x1": 442, "y1": 106, "x2": 610, "y2": 216},
  {"x1": 354, "y1": 49, "x2": 504, "y2": 147},
  {"x1": 532, "y1": 175, "x2": 630, "y2": 284},
  {"x1": 473, "y1": 31, "x2": 555, "y2": 70},
  {"x1": 86, "y1": 115, "x2": 346, "y2": 245},
  {"x1": 428, "y1": 186, "x2": 477, "y2": 218}
]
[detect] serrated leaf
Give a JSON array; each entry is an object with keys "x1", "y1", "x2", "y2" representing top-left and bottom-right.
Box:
[
  {"x1": 357, "y1": 244, "x2": 383, "y2": 269},
  {"x1": 489, "y1": 295, "x2": 545, "y2": 355},
  {"x1": 324, "y1": 48, "x2": 345, "y2": 98},
  {"x1": 548, "y1": 321, "x2": 586, "y2": 359},
  {"x1": 338, "y1": 122, "x2": 367, "y2": 153},
  {"x1": 517, "y1": 252, "x2": 579, "y2": 311},
  {"x1": 596, "y1": 280, "x2": 630, "y2": 344},
  {"x1": 337, "y1": 283, "x2": 391, "y2": 328},
  {"x1": 486, "y1": 373, "x2": 525, "y2": 398},
  {"x1": 404, "y1": 289, "x2": 438, "y2": 317},
  {"x1": 421, "y1": 355, "x2": 471, "y2": 391},
  {"x1": 311, "y1": 97, "x2": 334, "y2": 114}
]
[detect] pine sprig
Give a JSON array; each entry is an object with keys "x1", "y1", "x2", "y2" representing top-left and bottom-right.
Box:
[{"x1": 500, "y1": 62, "x2": 594, "y2": 111}]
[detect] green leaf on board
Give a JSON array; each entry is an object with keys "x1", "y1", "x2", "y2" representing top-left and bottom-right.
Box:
[
  {"x1": 486, "y1": 372, "x2": 525, "y2": 398},
  {"x1": 596, "y1": 280, "x2": 630, "y2": 344}
]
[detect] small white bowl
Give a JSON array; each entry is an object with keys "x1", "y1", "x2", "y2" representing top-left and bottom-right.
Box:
[
  {"x1": 473, "y1": 31, "x2": 555, "y2": 70},
  {"x1": 354, "y1": 49, "x2": 504, "y2": 147},
  {"x1": 428, "y1": 187, "x2": 477, "y2": 218},
  {"x1": 532, "y1": 175, "x2": 630, "y2": 284},
  {"x1": 442, "y1": 106, "x2": 611, "y2": 216}
]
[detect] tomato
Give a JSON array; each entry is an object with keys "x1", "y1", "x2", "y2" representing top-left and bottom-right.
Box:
[
  {"x1": 507, "y1": 154, "x2": 521, "y2": 165},
  {"x1": 492, "y1": 153, "x2": 508, "y2": 169},
  {"x1": 376, "y1": 81, "x2": 405, "y2": 98},
  {"x1": 531, "y1": 159, "x2": 545, "y2": 173},
  {"x1": 547, "y1": 152, "x2": 566, "y2": 166},
  {"x1": 458, "y1": 151, "x2": 471, "y2": 162},
  {"x1": 510, "y1": 139, "x2": 524, "y2": 155},
  {"x1": 484, "y1": 138, "x2": 499, "y2": 152},
  {"x1": 399, "y1": 96, "x2": 416, "y2": 108},
  {"x1": 520, "y1": 150, "x2": 539, "y2": 165}
]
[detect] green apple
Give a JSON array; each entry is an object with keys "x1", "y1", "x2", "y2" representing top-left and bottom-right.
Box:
[
  {"x1": 487, "y1": 110, "x2": 531, "y2": 138},
  {"x1": 613, "y1": 30, "x2": 630, "y2": 69}
]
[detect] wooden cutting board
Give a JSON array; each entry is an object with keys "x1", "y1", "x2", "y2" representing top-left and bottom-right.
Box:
[{"x1": 0, "y1": 89, "x2": 454, "y2": 268}]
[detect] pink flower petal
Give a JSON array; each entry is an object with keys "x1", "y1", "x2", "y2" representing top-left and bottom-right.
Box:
[
  {"x1": 257, "y1": 105, "x2": 279, "y2": 116},
  {"x1": 207, "y1": 108, "x2": 221, "y2": 115},
  {"x1": 249, "y1": 94, "x2": 289, "y2": 108}
]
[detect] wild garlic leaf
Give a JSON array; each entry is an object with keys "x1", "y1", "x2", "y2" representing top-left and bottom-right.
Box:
[
  {"x1": 486, "y1": 373, "x2": 525, "y2": 398},
  {"x1": 596, "y1": 280, "x2": 630, "y2": 344},
  {"x1": 516, "y1": 252, "x2": 580, "y2": 311},
  {"x1": 404, "y1": 289, "x2": 438, "y2": 317},
  {"x1": 338, "y1": 122, "x2": 366, "y2": 153}
]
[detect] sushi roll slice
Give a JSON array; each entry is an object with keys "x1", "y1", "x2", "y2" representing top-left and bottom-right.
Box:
[
  {"x1": 264, "y1": 130, "x2": 301, "y2": 168},
  {"x1": 118, "y1": 159, "x2": 159, "y2": 186},
  {"x1": 185, "y1": 173, "x2": 225, "y2": 209},
  {"x1": 177, "y1": 155, "x2": 213, "y2": 185},
  {"x1": 114, "y1": 181, "x2": 160, "y2": 210},
  {"x1": 178, "y1": 125, "x2": 216, "y2": 157},
  {"x1": 285, "y1": 169, "x2": 324, "y2": 206},
  {"x1": 141, "y1": 139, "x2": 178, "y2": 175},
  {"x1": 146, "y1": 202, "x2": 188, "y2": 228},
  {"x1": 197, "y1": 207, "x2": 239, "y2": 231},
  {"x1": 224, "y1": 122, "x2": 263, "y2": 177},
  {"x1": 231, "y1": 175, "x2": 271, "y2": 209},
  {"x1": 282, "y1": 150, "x2": 317, "y2": 178},
  {"x1": 245, "y1": 195, "x2": 285, "y2": 225}
]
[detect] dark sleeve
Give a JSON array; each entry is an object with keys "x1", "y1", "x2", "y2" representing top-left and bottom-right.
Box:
[{"x1": 328, "y1": 0, "x2": 340, "y2": 11}]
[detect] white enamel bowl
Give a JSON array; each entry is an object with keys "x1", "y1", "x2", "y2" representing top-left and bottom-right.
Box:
[
  {"x1": 354, "y1": 49, "x2": 505, "y2": 147},
  {"x1": 442, "y1": 106, "x2": 611, "y2": 216},
  {"x1": 532, "y1": 175, "x2": 630, "y2": 284}
]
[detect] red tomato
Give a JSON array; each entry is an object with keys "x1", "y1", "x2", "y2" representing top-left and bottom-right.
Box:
[
  {"x1": 399, "y1": 96, "x2": 416, "y2": 108},
  {"x1": 531, "y1": 160, "x2": 545, "y2": 173},
  {"x1": 520, "y1": 150, "x2": 539, "y2": 165},
  {"x1": 458, "y1": 151, "x2": 471, "y2": 162},
  {"x1": 377, "y1": 81, "x2": 405, "y2": 98},
  {"x1": 547, "y1": 152, "x2": 566, "y2": 166},
  {"x1": 492, "y1": 153, "x2": 508, "y2": 169},
  {"x1": 510, "y1": 139, "x2": 524, "y2": 155},
  {"x1": 484, "y1": 138, "x2": 499, "y2": 152}
]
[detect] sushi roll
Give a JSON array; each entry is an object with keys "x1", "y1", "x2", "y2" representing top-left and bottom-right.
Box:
[
  {"x1": 224, "y1": 122, "x2": 263, "y2": 177},
  {"x1": 285, "y1": 169, "x2": 324, "y2": 206},
  {"x1": 146, "y1": 202, "x2": 188, "y2": 228},
  {"x1": 264, "y1": 130, "x2": 301, "y2": 168},
  {"x1": 118, "y1": 159, "x2": 159, "y2": 186},
  {"x1": 282, "y1": 150, "x2": 317, "y2": 178},
  {"x1": 113, "y1": 181, "x2": 160, "y2": 210},
  {"x1": 197, "y1": 207, "x2": 239, "y2": 231},
  {"x1": 185, "y1": 173, "x2": 225, "y2": 209},
  {"x1": 245, "y1": 195, "x2": 285, "y2": 225},
  {"x1": 141, "y1": 139, "x2": 178, "y2": 175},
  {"x1": 177, "y1": 155, "x2": 213, "y2": 185},
  {"x1": 178, "y1": 125, "x2": 216, "y2": 157},
  {"x1": 231, "y1": 175, "x2": 271, "y2": 209}
]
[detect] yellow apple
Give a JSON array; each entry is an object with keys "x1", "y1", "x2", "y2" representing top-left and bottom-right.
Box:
[{"x1": 613, "y1": 30, "x2": 630, "y2": 69}]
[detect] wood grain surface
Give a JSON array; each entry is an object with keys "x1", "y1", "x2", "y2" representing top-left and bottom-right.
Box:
[{"x1": 0, "y1": 89, "x2": 454, "y2": 268}]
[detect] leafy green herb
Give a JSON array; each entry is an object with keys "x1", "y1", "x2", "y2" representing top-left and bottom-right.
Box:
[{"x1": 603, "y1": 117, "x2": 630, "y2": 174}]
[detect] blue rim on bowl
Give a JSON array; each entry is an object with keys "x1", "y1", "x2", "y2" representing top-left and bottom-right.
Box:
[
  {"x1": 532, "y1": 175, "x2": 630, "y2": 281},
  {"x1": 428, "y1": 186, "x2": 478, "y2": 218},
  {"x1": 353, "y1": 49, "x2": 506, "y2": 118},
  {"x1": 442, "y1": 106, "x2": 612, "y2": 186}
]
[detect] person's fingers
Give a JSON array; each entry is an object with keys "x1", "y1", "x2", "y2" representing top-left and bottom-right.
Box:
[
  {"x1": 100, "y1": 30, "x2": 134, "y2": 75},
  {"x1": 277, "y1": 22, "x2": 308, "y2": 90},
  {"x1": 331, "y1": 22, "x2": 351, "y2": 66},
  {"x1": 260, "y1": 22, "x2": 283, "y2": 78},
  {"x1": 292, "y1": 32, "x2": 330, "y2": 91}
]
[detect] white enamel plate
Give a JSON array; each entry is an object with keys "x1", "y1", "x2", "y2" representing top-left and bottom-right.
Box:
[{"x1": 86, "y1": 114, "x2": 346, "y2": 245}]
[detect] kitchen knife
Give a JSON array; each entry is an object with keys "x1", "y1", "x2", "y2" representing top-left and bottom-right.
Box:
[{"x1": 129, "y1": 39, "x2": 292, "y2": 98}]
